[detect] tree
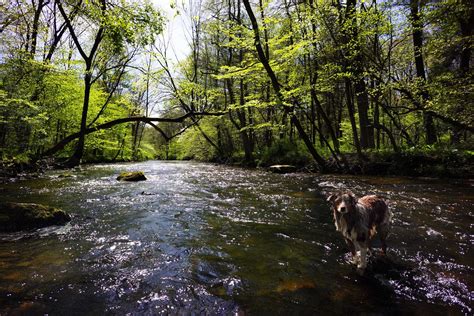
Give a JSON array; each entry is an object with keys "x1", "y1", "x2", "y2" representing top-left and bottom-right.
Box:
[
  {"x1": 55, "y1": 0, "x2": 163, "y2": 166},
  {"x1": 409, "y1": 0, "x2": 437, "y2": 145}
]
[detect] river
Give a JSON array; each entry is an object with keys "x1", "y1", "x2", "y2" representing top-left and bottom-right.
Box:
[{"x1": 0, "y1": 161, "x2": 472, "y2": 314}]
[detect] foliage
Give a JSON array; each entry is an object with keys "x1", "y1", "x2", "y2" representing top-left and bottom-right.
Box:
[
  {"x1": 174, "y1": 117, "x2": 220, "y2": 161},
  {"x1": 0, "y1": 0, "x2": 472, "y2": 176},
  {"x1": 0, "y1": 55, "x2": 157, "y2": 163},
  {"x1": 258, "y1": 138, "x2": 312, "y2": 167},
  {"x1": 0, "y1": 0, "x2": 164, "y2": 165},
  {"x1": 152, "y1": 0, "x2": 472, "y2": 175}
]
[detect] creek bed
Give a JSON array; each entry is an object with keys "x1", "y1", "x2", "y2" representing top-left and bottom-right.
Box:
[{"x1": 0, "y1": 161, "x2": 472, "y2": 314}]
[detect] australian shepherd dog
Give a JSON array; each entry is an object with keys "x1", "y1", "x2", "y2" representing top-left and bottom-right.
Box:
[{"x1": 327, "y1": 191, "x2": 392, "y2": 271}]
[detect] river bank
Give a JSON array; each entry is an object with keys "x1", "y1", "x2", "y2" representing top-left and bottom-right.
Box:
[
  {"x1": 230, "y1": 149, "x2": 474, "y2": 179},
  {"x1": 1, "y1": 149, "x2": 473, "y2": 183},
  {"x1": 322, "y1": 150, "x2": 474, "y2": 178}
]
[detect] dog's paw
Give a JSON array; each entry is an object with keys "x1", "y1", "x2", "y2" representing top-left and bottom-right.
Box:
[{"x1": 349, "y1": 253, "x2": 361, "y2": 265}]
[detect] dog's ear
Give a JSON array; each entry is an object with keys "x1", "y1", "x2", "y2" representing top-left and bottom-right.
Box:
[
  {"x1": 326, "y1": 193, "x2": 337, "y2": 204},
  {"x1": 347, "y1": 191, "x2": 357, "y2": 205}
]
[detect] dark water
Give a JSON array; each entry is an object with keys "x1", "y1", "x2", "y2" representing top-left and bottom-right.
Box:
[{"x1": 0, "y1": 161, "x2": 472, "y2": 315}]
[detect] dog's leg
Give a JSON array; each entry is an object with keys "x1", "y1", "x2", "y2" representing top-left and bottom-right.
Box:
[
  {"x1": 345, "y1": 238, "x2": 358, "y2": 264},
  {"x1": 357, "y1": 245, "x2": 368, "y2": 270},
  {"x1": 345, "y1": 238, "x2": 356, "y2": 256},
  {"x1": 380, "y1": 237, "x2": 387, "y2": 255},
  {"x1": 368, "y1": 241, "x2": 373, "y2": 256},
  {"x1": 378, "y1": 223, "x2": 390, "y2": 255},
  {"x1": 355, "y1": 232, "x2": 369, "y2": 270}
]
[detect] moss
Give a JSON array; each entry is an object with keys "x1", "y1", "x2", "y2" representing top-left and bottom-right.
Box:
[{"x1": 0, "y1": 202, "x2": 71, "y2": 232}]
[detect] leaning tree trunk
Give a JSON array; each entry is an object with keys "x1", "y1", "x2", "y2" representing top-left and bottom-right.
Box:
[{"x1": 242, "y1": 0, "x2": 327, "y2": 170}]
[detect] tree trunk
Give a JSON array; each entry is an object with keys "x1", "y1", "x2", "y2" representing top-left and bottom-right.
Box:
[
  {"x1": 354, "y1": 79, "x2": 374, "y2": 148},
  {"x1": 132, "y1": 121, "x2": 140, "y2": 160},
  {"x1": 410, "y1": 0, "x2": 437, "y2": 145},
  {"x1": 66, "y1": 70, "x2": 92, "y2": 166},
  {"x1": 346, "y1": 0, "x2": 374, "y2": 149},
  {"x1": 310, "y1": 81, "x2": 340, "y2": 153},
  {"x1": 459, "y1": 1, "x2": 473, "y2": 75},
  {"x1": 237, "y1": 80, "x2": 254, "y2": 164},
  {"x1": 30, "y1": 0, "x2": 45, "y2": 56},
  {"x1": 345, "y1": 79, "x2": 362, "y2": 158},
  {"x1": 56, "y1": 0, "x2": 105, "y2": 166},
  {"x1": 374, "y1": 95, "x2": 380, "y2": 149}
]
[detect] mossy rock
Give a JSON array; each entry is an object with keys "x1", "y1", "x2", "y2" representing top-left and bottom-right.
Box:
[
  {"x1": 116, "y1": 171, "x2": 147, "y2": 181},
  {"x1": 268, "y1": 165, "x2": 297, "y2": 174},
  {"x1": 0, "y1": 202, "x2": 71, "y2": 232}
]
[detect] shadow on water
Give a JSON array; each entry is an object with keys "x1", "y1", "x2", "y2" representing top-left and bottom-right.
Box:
[{"x1": 0, "y1": 161, "x2": 472, "y2": 314}]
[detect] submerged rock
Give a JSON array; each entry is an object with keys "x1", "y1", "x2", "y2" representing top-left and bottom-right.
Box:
[
  {"x1": 0, "y1": 202, "x2": 71, "y2": 232},
  {"x1": 276, "y1": 279, "x2": 316, "y2": 293},
  {"x1": 268, "y1": 165, "x2": 297, "y2": 174},
  {"x1": 116, "y1": 171, "x2": 147, "y2": 181}
]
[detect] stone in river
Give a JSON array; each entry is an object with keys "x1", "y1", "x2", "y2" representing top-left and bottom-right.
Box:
[
  {"x1": 116, "y1": 171, "x2": 147, "y2": 181},
  {"x1": 268, "y1": 165, "x2": 297, "y2": 174},
  {"x1": 0, "y1": 202, "x2": 71, "y2": 232}
]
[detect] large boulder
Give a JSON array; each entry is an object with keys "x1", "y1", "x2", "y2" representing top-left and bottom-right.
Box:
[
  {"x1": 116, "y1": 171, "x2": 147, "y2": 181},
  {"x1": 0, "y1": 202, "x2": 71, "y2": 232},
  {"x1": 268, "y1": 165, "x2": 297, "y2": 174}
]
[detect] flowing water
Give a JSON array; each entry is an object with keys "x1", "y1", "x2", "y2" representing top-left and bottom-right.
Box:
[{"x1": 0, "y1": 161, "x2": 472, "y2": 315}]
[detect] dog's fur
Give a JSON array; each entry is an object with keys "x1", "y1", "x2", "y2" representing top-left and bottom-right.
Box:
[{"x1": 327, "y1": 191, "x2": 391, "y2": 270}]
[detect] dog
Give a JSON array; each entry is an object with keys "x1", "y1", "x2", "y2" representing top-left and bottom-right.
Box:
[{"x1": 327, "y1": 191, "x2": 391, "y2": 271}]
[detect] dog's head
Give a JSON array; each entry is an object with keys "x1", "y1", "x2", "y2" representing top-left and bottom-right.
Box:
[{"x1": 327, "y1": 191, "x2": 357, "y2": 215}]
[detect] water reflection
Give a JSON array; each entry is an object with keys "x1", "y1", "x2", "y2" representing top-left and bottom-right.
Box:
[{"x1": 0, "y1": 162, "x2": 472, "y2": 314}]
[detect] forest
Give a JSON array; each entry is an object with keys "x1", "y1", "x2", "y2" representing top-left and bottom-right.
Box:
[{"x1": 0, "y1": 0, "x2": 473, "y2": 176}]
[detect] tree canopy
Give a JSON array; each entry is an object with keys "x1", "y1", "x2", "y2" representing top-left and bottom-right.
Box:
[{"x1": 0, "y1": 0, "x2": 472, "y2": 171}]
